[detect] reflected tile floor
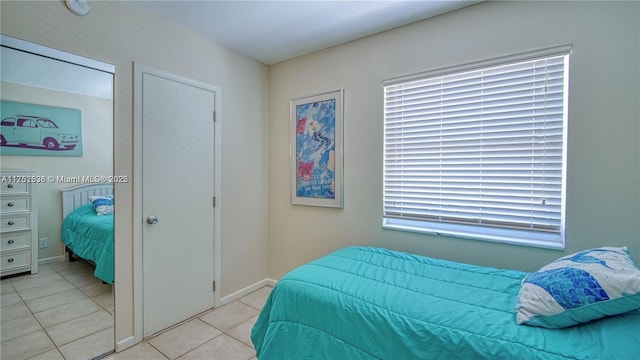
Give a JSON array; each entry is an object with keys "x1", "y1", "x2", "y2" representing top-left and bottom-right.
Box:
[
  {"x1": 105, "y1": 285, "x2": 272, "y2": 360},
  {"x1": 1, "y1": 259, "x2": 114, "y2": 360},
  {"x1": 1, "y1": 258, "x2": 272, "y2": 360}
]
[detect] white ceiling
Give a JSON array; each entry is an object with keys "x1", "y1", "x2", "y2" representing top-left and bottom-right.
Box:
[{"x1": 125, "y1": 0, "x2": 481, "y2": 65}]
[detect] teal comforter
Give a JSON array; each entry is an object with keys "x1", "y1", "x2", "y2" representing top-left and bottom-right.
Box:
[
  {"x1": 61, "y1": 203, "x2": 114, "y2": 284},
  {"x1": 251, "y1": 246, "x2": 640, "y2": 359}
]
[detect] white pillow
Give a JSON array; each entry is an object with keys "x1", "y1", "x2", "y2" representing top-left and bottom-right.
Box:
[
  {"x1": 515, "y1": 247, "x2": 640, "y2": 328},
  {"x1": 88, "y1": 195, "x2": 114, "y2": 216}
]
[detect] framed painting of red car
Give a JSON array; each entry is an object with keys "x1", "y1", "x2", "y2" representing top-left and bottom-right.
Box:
[{"x1": 0, "y1": 100, "x2": 82, "y2": 156}]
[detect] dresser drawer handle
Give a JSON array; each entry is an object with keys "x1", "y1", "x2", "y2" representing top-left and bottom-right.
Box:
[
  {"x1": 7, "y1": 221, "x2": 15, "y2": 226},
  {"x1": 7, "y1": 258, "x2": 14, "y2": 263},
  {"x1": 7, "y1": 184, "x2": 14, "y2": 189},
  {"x1": 7, "y1": 239, "x2": 14, "y2": 244},
  {"x1": 7, "y1": 202, "x2": 14, "y2": 207}
]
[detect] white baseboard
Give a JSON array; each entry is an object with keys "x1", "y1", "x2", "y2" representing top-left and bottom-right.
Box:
[
  {"x1": 219, "y1": 278, "x2": 277, "y2": 305},
  {"x1": 115, "y1": 336, "x2": 136, "y2": 352},
  {"x1": 38, "y1": 255, "x2": 65, "y2": 265}
]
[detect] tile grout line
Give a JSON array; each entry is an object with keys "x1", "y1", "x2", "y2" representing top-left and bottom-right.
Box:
[
  {"x1": 57, "y1": 265, "x2": 114, "y2": 315},
  {"x1": 139, "y1": 287, "x2": 271, "y2": 359},
  {"x1": 1, "y1": 270, "x2": 60, "y2": 359},
  {"x1": 2, "y1": 262, "x2": 114, "y2": 359},
  {"x1": 48, "y1": 263, "x2": 115, "y2": 358}
]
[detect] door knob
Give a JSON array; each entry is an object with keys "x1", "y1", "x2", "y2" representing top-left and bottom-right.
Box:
[{"x1": 146, "y1": 215, "x2": 158, "y2": 224}]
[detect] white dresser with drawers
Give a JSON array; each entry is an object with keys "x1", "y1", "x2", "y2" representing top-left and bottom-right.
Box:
[{"x1": 0, "y1": 169, "x2": 38, "y2": 277}]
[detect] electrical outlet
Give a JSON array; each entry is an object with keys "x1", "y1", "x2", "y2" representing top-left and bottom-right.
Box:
[{"x1": 39, "y1": 238, "x2": 48, "y2": 248}]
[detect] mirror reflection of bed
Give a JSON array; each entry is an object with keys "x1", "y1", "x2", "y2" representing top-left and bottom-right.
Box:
[
  {"x1": 0, "y1": 35, "x2": 115, "y2": 359},
  {"x1": 62, "y1": 183, "x2": 114, "y2": 285}
]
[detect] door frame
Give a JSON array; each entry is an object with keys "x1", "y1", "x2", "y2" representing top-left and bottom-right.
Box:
[{"x1": 132, "y1": 63, "x2": 222, "y2": 343}]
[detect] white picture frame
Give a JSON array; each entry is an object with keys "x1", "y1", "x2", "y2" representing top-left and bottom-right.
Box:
[{"x1": 290, "y1": 89, "x2": 344, "y2": 208}]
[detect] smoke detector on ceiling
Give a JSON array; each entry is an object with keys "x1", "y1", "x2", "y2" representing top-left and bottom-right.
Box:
[{"x1": 66, "y1": 0, "x2": 90, "y2": 16}]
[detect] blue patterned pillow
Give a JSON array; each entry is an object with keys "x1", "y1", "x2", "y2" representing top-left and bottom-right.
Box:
[
  {"x1": 89, "y1": 195, "x2": 114, "y2": 216},
  {"x1": 515, "y1": 247, "x2": 640, "y2": 328}
]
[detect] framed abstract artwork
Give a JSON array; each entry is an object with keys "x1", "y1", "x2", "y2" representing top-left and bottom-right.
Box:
[{"x1": 290, "y1": 90, "x2": 343, "y2": 208}]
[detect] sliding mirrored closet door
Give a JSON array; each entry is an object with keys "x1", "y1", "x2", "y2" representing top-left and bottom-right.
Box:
[{"x1": 0, "y1": 34, "x2": 116, "y2": 359}]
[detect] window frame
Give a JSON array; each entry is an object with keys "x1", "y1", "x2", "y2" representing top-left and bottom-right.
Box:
[{"x1": 382, "y1": 45, "x2": 571, "y2": 250}]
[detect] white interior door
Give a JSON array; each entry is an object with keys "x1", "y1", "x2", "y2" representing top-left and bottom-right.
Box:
[{"x1": 140, "y1": 67, "x2": 216, "y2": 337}]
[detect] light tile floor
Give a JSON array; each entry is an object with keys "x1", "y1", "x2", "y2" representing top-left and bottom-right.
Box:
[
  {"x1": 2, "y1": 258, "x2": 272, "y2": 360},
  {"x1": 105, "y1": 285, "x2": 272, "y2": 360},
  {"x1": 1, "y1": 259, "x2": 114, "y2": 360}
]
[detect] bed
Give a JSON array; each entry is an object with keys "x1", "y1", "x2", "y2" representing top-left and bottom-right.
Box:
[
  {"x1": 251, "y1": 246, "x2": 640, "y2": 359},
  {"x1": 61, "y1": 183, "x2": 114, "y2": 284}
]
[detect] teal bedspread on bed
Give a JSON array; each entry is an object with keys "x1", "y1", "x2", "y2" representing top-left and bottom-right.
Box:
[
  {"x1": 61, "y1": 203, "x2": 114, "y2": 284},
  {"x1": 251, "y1": 246, "x2": 640, "y2": 359}
]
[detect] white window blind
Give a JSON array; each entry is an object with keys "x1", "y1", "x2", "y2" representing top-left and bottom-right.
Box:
[{"x1": 382, "y1": 46, "x2": 570, "y2": 249}]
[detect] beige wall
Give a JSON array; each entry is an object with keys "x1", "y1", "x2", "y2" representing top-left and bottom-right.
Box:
[
  {"x1": 1, "y1": 82, "x2": 113, "y2": 260},
  {"x1": 1, "y1": 0, "x2": 269, "y2": 348},
  {"x1": 268, "y1": 1, "x2": 640, "y2": 278},
  {"x1": 3, "y1": 0, "x2": 640, "y2": 352}
]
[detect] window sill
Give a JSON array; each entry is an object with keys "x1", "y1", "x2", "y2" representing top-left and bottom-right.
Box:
[{"x1": 382, "y1": 218, "x2": 565, "y2": 251}]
